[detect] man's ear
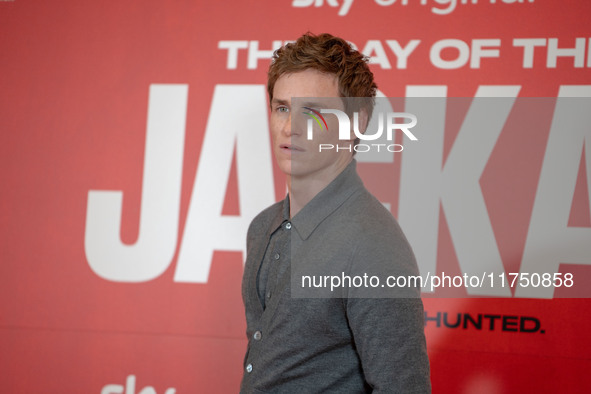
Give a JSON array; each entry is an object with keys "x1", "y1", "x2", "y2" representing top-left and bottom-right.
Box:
[{"x1": 349, "y1": 108, "x2": 369, "y2": 140}]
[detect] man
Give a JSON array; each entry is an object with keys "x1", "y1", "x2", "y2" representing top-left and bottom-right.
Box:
[{"x1": 241, "y1": 33, "x2": 431, "y2": 393}]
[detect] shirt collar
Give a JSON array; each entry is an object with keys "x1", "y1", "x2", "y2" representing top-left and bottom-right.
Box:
[
  {"x1": 263, "y1": 192, "x2": 291, "y2": 240},
  {"x1": 289, "y1": 160, "x2": 363, "y2": 240}
]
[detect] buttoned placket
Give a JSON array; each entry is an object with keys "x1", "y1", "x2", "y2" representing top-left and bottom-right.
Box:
[
  {"x1": 257, "y1": 220, "x2": 291, "y2": 309},
  {"x1": 247, "y1": 220, "x2": 292, "y2": 378}
]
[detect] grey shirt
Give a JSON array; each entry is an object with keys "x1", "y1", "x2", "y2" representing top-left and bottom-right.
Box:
[{"x1": 241, "y1": 161, "x2": 431, "y2": 393}]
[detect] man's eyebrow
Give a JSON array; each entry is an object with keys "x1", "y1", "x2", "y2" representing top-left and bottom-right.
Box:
[
  {"x1": 298, "y1": 99, "x2": 337, "y2": 108},
  {"x1": 271, "y1": 98, "x2": 289, "y2": 106},
  {"x1": 300, "y1": 100, "x2": 332, "y2": 108},
  {"x1": 271, "y1": 98, "x2": 334, "y2": 108}
]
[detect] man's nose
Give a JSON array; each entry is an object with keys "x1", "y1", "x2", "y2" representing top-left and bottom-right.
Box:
[{"x1": 282, "y1": 113, "x2": 296, "y2": 136}]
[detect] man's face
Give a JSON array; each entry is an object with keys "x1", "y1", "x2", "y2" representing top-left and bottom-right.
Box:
[{"x1": 270, "y1": 69, "x2": 354, "y2": 182}]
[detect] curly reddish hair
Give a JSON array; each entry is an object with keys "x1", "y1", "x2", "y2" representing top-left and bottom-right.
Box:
[{"x1": 267, "y1": 32, "x2": 377, "y2": 119}]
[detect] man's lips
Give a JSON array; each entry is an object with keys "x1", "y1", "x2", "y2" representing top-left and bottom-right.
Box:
[{"x1": 279, "y1": 143, "x2": 304, "y2": 152}]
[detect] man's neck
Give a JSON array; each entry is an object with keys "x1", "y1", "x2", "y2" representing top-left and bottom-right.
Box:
[{"x1": 287, "y1": 157, "x2": 353, "y2": 218}]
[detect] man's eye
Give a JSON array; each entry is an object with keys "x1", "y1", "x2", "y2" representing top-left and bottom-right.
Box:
[{"x1": 277, "y1": 106, "x2": 289, "y2": 113}]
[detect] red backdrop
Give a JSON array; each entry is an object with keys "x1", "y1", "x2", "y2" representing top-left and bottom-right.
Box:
[{"x1": 1, "y1": 0, "x2": 590, "y2": 393}]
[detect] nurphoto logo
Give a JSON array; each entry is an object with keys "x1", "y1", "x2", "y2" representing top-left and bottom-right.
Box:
[
  {"x1": 303, "y1": 103, "x2": 418, "y2": 153},
  {"x1": 302, "y1": 106, "x2": 328, "y2": 131}
]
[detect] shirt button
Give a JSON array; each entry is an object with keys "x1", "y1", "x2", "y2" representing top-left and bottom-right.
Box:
[
  {"x1": 266, "y1": 291, "x2": 271, "y2": 299},
  {"x1": 253, "y1": 331, "x2": 262, "y2": 340},
  {"x1": 274, "y1": 253, "x2": 280, "y2": 260},
  {"x1": 246, "y1": 363, "x2": 253, "y2": 373},
  {"x1": 285, "y1": 222, "x2": 292, "y2": 230}
]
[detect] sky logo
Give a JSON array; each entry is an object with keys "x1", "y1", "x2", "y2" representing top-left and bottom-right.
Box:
[
  {"x1": 101, "y1": 374, "x2": 176, "y2": 394},
  {"x1": 292, "y1": 0, "x2": 354, "y2": 16}
]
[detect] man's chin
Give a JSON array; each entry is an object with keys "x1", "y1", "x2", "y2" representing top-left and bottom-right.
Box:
[{"x1": 274, "y1": 160, "x2": 292, "y2": 177}]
